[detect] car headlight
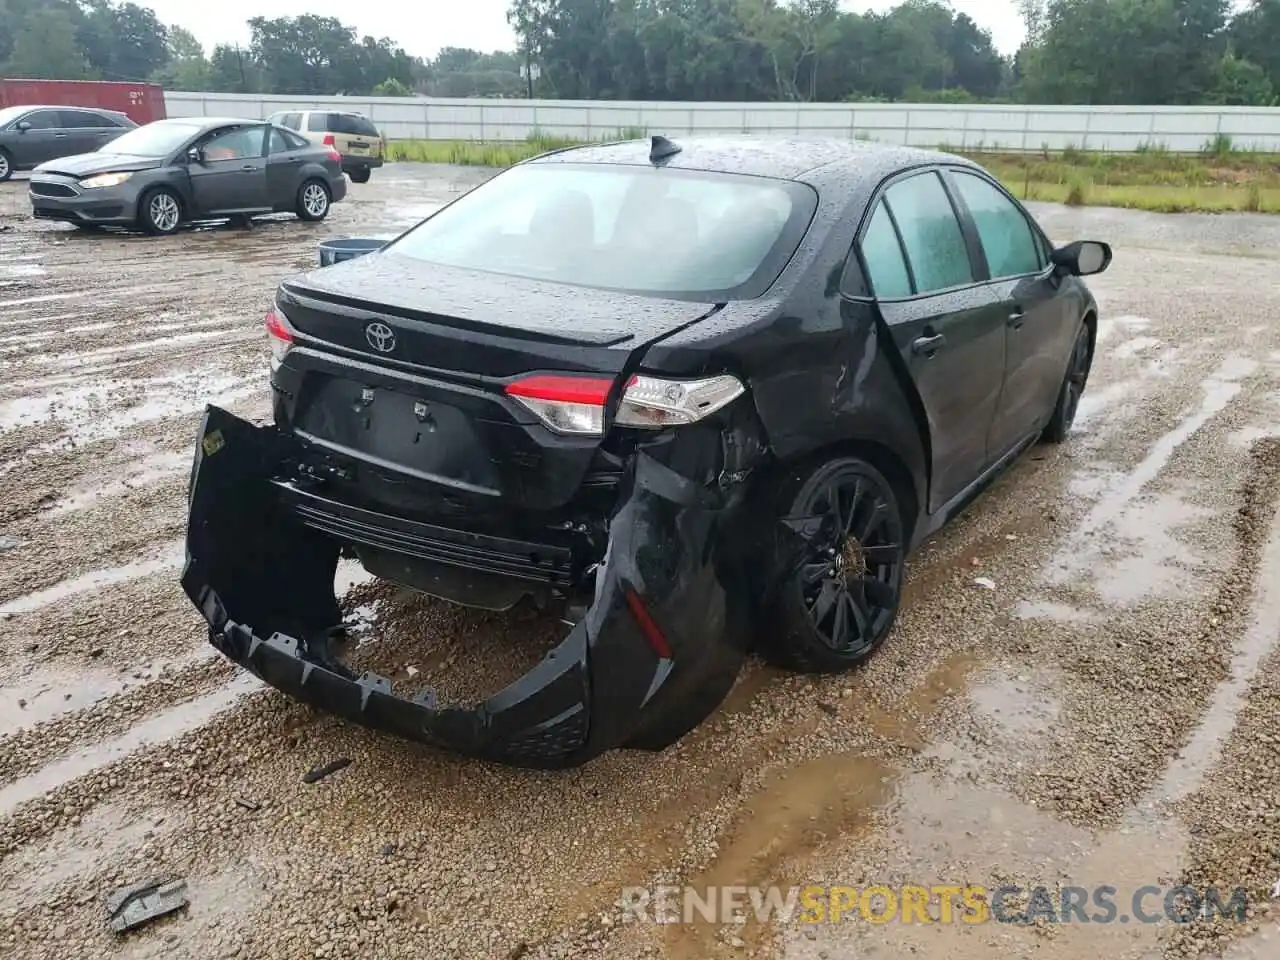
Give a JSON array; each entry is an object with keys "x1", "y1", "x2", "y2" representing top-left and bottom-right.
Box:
[{"x1": 80, "y1": 172, "x2": 133, "y2": 189}]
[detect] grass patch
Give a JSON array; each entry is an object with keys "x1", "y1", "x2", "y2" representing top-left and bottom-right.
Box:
[{"x1": 385, "y1": 136, "x2": 1280, "y2": 214}]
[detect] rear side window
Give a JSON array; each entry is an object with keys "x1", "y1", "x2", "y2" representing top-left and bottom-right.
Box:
[
  {"x1": 282, "y1": 129, "x2": 309, "y2": 149},
  {"x1": 949, "y1": 171, "x2": 1043, "y2": 278},
  {"x1": 858, "y1": 201, "x2": 912, "y2": 299},
  {"x1": 348, "y1": 115, "x2": 380, "y2": 137},
  {"x1": 268, "y1": 128, "x2": 291, "y2": 154},
  {"x1": 306, "y1": 113, "x2": 330, "y2": 132},
  {"x1": 883, "y1": 172, "x2": 973, "y2": 294},
  {"x1": 280, "y1": 113, "x2": 302, "y2": 130},
  {"x1": 58, "y1": 110, "x2": 105, "y2": 128}
]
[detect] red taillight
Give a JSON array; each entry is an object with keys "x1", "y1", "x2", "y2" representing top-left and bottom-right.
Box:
[
  {"x1": 505, "y1": 375, "x2": 613, "y2": 405},
  {"x1": 504, "y1": 374, "x2": 615, "y2": 436},
  {"x1": 265, "y1": 307, "x2": 292, "y2": 343},
  {"x1": 265, "y1": 307, "x2": 293, "y2": 369},
  {"x1": 322, "y1": 134, "x2": 336, "y2": 146},
  {"x1": 624, "y1": 588, "x2": 674, "y2": 660},
  {"x1": 326, "y1": 149, "x2": 341, "y2": 163}
]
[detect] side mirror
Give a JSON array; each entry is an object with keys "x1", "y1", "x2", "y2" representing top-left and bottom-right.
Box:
[
  {"x1": 1051, "y1": 240, "x2": 1112, "y2": 277},
  {"x1": 16, "y1": 120, "x2": 31, "y2": 133},
  {"x1": 186, "y1": 147, "x2": 203, "y2": 165}
]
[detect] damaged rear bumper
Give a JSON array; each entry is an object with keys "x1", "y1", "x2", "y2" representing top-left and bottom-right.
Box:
[{"x1": 180, "y1": 405, "x2": 748, "y2": 768}]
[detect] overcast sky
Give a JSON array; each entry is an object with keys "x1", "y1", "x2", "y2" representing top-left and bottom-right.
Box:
[{"x1": 136, "y1": 0, "x2": 1030, "y2": 61}]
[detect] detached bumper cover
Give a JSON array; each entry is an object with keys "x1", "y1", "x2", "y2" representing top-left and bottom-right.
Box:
[{"x1": 180, "y1": 405, "x2": 747, "y2": 768}]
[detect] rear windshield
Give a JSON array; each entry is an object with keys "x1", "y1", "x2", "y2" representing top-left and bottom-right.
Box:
[
  {"x1": 105, "y1": 121, "x2": 205, "y2": 157},
  {"x1": 384, "y1": 162, "x2": 816, "y2": 300},
  {"x1": 334, "y1": 114, "x2": 379, "y2": 137}
]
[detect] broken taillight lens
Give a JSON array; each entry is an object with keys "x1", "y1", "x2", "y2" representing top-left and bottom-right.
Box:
[
  {"x1": 615, "y1": 374, "x2": 745, "y2": 429},
  {"x1": 504, "y1": 374, "x2": 614, "y2": 436},
  {"x1": 265, "y1": 307, "x2": 294, "y2": 371}
]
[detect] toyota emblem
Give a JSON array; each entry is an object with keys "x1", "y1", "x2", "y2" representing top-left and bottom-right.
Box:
[{"x1": 365, "y1": 322, "x2": 396, "y2": 353}]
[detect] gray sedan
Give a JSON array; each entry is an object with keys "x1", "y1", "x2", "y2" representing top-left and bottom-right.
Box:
[
  {"x1": 27, "y1": 117, "x2": 348, "y2": 234},
  {"x1": 0, "y1": 104, "x2": 136, "y2": 182}
]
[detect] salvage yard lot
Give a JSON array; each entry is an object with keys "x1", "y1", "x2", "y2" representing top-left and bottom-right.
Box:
[{"x1": 2, "y1": 165, "x2": 1280, "y2": 959}]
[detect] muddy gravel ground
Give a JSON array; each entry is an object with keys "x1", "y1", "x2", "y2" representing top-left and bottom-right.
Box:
[{"x1": 2, "y1": 167, "x2": 1280, "y2": 960}]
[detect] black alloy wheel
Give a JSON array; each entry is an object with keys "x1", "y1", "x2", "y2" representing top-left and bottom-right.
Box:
[
  {"x1": 1042, "y1": 322, "x2": 1092, "y2": 443},
  {"x1": 763, "y1": 456, "x2": 906, "y2": 673}
]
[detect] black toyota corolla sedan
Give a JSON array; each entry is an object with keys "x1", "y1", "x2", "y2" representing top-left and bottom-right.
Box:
[{"x1": 182, "y1": 136, "x2": 1111, "y2": 768}]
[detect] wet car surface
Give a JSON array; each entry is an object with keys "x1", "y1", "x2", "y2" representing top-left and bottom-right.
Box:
[{"x1": 2, "y1": 166, "x2": 1280, "y2": 959}]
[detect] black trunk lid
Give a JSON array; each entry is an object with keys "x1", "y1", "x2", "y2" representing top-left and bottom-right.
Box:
[{"x1": 272, "y1": 253, "x2": 720, "y2": 513}]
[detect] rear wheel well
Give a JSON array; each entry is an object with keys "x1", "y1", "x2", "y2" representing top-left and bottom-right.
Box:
[{"x1": 757, "y1": 440, "x2": 920, "y2": 547}]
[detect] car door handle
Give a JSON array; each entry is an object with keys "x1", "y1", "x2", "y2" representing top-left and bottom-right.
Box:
[
  {"x1": 1008, "y1": 309, "x2": 1025, "y2": 329},
  {"x1": 240, "y1": 164, "x2": 257, "y2": 172},
  {"x1": 53, "y1": 133, "x2": 68, "y2": 139},
  {"x1": 912, "y1": 333, "x2": 946, "y2": 356}
]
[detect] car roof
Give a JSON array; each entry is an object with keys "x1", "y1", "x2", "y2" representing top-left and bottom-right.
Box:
[
  {"x1": 529, "y1": 135, "x2": 974, "y2": 184},
  {"x1": 154, "y1": 116, "x2": 266, "y2": 129},
  {"x1": 11, "y1": 104, "x2": 124, "y2": 115}
]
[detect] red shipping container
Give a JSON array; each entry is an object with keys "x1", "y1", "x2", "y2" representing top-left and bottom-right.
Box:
[{"x1": 0, "y1": 79, "x2": 166, "y2": 125}]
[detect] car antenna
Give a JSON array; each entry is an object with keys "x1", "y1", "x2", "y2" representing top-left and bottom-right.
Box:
[{"x1": 649, "y1": 135, "x2": 681, "y2": 164}]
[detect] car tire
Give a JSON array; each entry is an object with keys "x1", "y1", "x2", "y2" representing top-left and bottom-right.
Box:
[
  {"x1": 348, "y1": 168, "x2": 371, "y2": 184},
  {"x1": 138, "y1": 187, "x2": 183, "y2": 236},
  {"x1": 1041, "y1": 321, "x2": 1093, "y2": 444},
  {"x1": 0, "y1": 149, "x2": 12, "y2": 183},
  {"x1": 759, "y1": 455, "x2": 907, "y2": 674},
  {"x1": 297, "y1": 179, "x2": 331, "y2": 221}
]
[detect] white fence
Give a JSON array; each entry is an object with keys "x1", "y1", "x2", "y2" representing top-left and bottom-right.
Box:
[{"x1": 164, "y1": 91, "x2": 1280, "y2": 152}]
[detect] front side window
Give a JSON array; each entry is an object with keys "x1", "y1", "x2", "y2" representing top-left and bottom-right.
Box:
[
  {"x1": 201, "y1": 126, "x2": 265, "y2": 161},
  {"x1": 21, "y1": 110, "x2": 62, "y2": 130},
  {"x1": 858, "y1": 200, "x2": 912, "y2": 299},
  {"x1": 384, "y1": 162, "x2": 817, "y2": 302},
  {"x1": 949, "y1": 171, "x2": 1043, "y2": 279},
  {"x1": 883, "y1": 172, "x2": 974, "y2": 294}
]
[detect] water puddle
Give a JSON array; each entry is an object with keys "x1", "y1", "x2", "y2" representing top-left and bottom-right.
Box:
[
  {"x1": 1111, "y1": 335, "x2": 1161, "y2": 359},
  {"x1": 1092, "y1": 490, "x2": 1213, "y2": 606},
  {"x1": 44, "y1": 450, "x2": 190, "y2": 517},
  {"x1": 0, "y1": 674, "x2": 259, "y2": 818},
  {"x1": 15, "y1": 327, "x2": 238, "y2": 371},
  {"x1": 1047, "y1": 358, "x2": 1253, "y2": 592},
  {"x1": 0, "y1": 543, "x2": 183, "y2": 616},
  {"x1": 662, "y1": 753, "x2": 899, "y2": 958},
  {"x1": 1013, "y1": 599, "x2": 1102, "y2": 624},
  {"x1": 1094, "y1": 314, "x2": 1152, "y2": 346},
  {"x1": 0, "y1": 370, "x2": 252, "y2": 433},
  {"x1": 1138, "y1": 502, "x2": 1280, "y2": 808},
  {"x1": 1, "y1": 648, "x2": 218, "y2": 730},
  {"x1": 0, "y1": 291, "x2": 93, "y2": 309},
  {"x1": 1, "y1": 801, "x2": 182, "y2": 903},
  {"x1": 777, "y1": 773, "x2": 1188, "y2": 960}
]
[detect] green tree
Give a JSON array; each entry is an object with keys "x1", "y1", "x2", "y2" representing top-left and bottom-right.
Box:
[
  {"x1": 5, "y1": 3, "x2": 91, "y2": 79},
  {"x1": 208, "y1": 43, "x2": 260, "y2": 93},
  {"x1": 1208, "y1": 51, "x2": 1275, "y2": 105},
  {"x1": 371, "y1": 77, "x2": 413, "y2": 96},
  {"x1": 151, "y1": 26, "x2": 209, "y2": 90},
  {"x1": 77, "y1": 0, "x2": 170, "y2": 81}
]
